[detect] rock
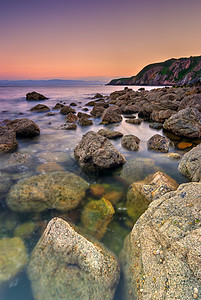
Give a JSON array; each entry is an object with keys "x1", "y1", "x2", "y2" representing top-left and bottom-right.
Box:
[
  {"x1": 70, "y1": 102, "x2": 77, "y2": 106},
  {"x1": 93, "y1": 93, "x2": 103, "y2": 98},
  {"x1": 14, "y1": 221, "x2": 36, "y2": 239},
  {"x1": 6, "y1": 172, "x2": 89, "y2": 212},
  {"x1": 101, "y1": 107, "x2": 122, "y2": 124},
  {"x1": 90, "y1": 104, "x2": 108, "y2": 117},
  {"x1": 30, "y1": 104, "x2": 50, "y2": 112},
  {"x1": 167, "y1": 153, "x2": 181, "y2": 159},
  {"x1": 163, "y1": 108, "x2": 201, "y2": 138},
  {"x1": 121, "y1": 105, "x2": 139, "y2": 114},
  {"x1": 78, "y1": 117, "x2": 93, "y2": 126},
  {"x1": 177, "y1": 142, "x2": 193, "y2": 149},
  {"x1": 86, "y1": 100, "x2": 96, "y2": 106},
  {"x1": 103, "y1": 190, "x2": 124, "y2": 206},
  {"x1": 60, "y1": 106, "x2": 75, "y2": 115},
  {"x1": 178, "y1": 143, "x2": 201, "y2": 182},
  {"x1": 147, "y1": 134, "x2": 171, "y2": 152},
  {"x1": 121, "y1": 135, "x2": 140, "y2": 151},
  {"x1": 36, "y1": 162, "x2": 64, "y2": 173},
  {"x1": 53, "y1": 103, "x2": 64, "y2": 110},
  {"x1": 28, "y1": 217, "x2": 120, "y2": 300},
  {"x1": 0, "y1": 237, "x2": 28, "y2": 288},
  {"x1": 82, "y1": 107, "x2": 89, "y2": 111},
  {"x1": 0, "y1": 172, "x2": 12, "y2": 199},
  {"x1": 81, "y1": 198, "x2": 115, "y2": 239},
  {"x1": 0, "y1": 126, "x2": 18, "y2": 153},
  {"x1": 149, "y1": 122, "x2": 163, "y2": 129},
  {"x1": 65, "y1": 113, "x2": 78, "y2": 123},
  {"x1": 90, "y1": 184, "x2": 105, "y2": 197},
  {"x1": 121, "y1": 182, "x2": 201, "y2": 300},
  {"x1": 97, "y1": 128, "x2": 123, "y2": 139},
  {"x1": 58, "y1": 123, "x2": 77, "y2": 130},
  {"x1": 6, "y1": 118, "x2": 40, "y2": 138},
  {"x1": 26, "y1": 91, "x2": 48, "y2": 100},
  {"x1": 77, "y1": 112, "x2": 91, "y2": 118},
  {"x1": 125, "y1": 118, "x2": 143, "y2": 125},
  {"x1": 45, "y1": 112, "x2": 56, "y2": 116},
  {"x1": 74, "y1": 131, "x2": 126, "y2": 172}
]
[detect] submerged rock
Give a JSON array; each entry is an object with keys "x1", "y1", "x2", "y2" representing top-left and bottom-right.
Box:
[
  {"x1": 26, "y1": 91, "x2": 48, "y2": 100},
  {"x1": 6, "y1": 118, "x2": 40, "y2": 138},
  {"x1": 28, "y1": 217, "x2": 120, "y2": 300},
  {"x1": 74, "y1": 131, "x2": 126, "y2": 172},
  {"x1": 81, "y1": 198, "x2": 115, "y2": 239},
  {"x1": 147, "y1": 134, "x2": 171, "y2": 152},
  {"x1": 0, "y1": 126, "x2": 18, "y2": 153},
  {"x1": 121, "y1": 134, "x2": 140, "y2": 151},
  {"x1": 14, "y1": 221, "x2": 36, "y2": 239},
  {"x1": 30, "y1": 104, "x2": 50, "y2": 112},
  {"x1": 121, "y1": 182, "x2": 201, "y2": 300},
  {"x1": 97, "y1": 128, "x2": 123, "y2": 139},
  {"x1": 163, "y1": 107, "x2": 201, "y2": 138},
  {"x1": 0, "y1": 237, "x2": 28, "y2": 288},
  {"x1": 6, "y1": 172, "x2": 89, "y2": 212},
  {"x1": 0, "y1": 172, "x2": 12, "y2": 199},
  {"x1": 178, "y1": 143, "x2": 201, "y2": 182}
]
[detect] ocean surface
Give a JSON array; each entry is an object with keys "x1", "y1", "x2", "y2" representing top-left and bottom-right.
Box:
[{"x1": 0, "y1": 85, "x2": 193, "y2": 300}]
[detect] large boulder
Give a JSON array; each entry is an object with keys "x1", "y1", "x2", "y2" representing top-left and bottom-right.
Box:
[
  {"x1": 147, "y1": 134, "x2": 171, "y2": 152},
  {"x1": 101, "y1": 106, "x2": 122, "y2": 124},
  {"x1": 6, "y1": 118, "x2": 40, "y2": 138},
  {"x1": 121, "y1": 182, "x2": 201, "y2": 300},
  {"x1": 6, "y1": 172, "x2": 89, "y2": 212},
  {"x1": 163, "y1": 107, "x2": 201, "y2": 138},
  {"x1": 27, "y1": 217, "x2": 120, "y2": 300},
  {"x1": 0, "y1": 126, "x2": 18, "y2": 153},
  {"x1": 178, "y1": 143, "x2": 201, "y2": 182},
  {"x1": 26, "y1": 91, "x2": 48, "y2": 100},
  {"x1": 74, "y1": 131, "x2": 126, "y2": 172},
  {"x1": 0, "y1": 237, "x2": 28, "y2": 289}
]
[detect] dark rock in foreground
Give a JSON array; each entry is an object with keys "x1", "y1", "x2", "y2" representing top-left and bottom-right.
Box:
[
  {"x1": 0, "y1": 126, "x2": 18, "y2": 153},
  {"x1": 147, "y1": 134, "x2": 171, "y2": 152},
  {"x1": 121, "y1": 182, "x2": 201, "y2": 300},
  {"x1": 74, "y1": 131, "x2": 126, "y2": 172},
  {"x1": 163, "y1": 107, "x2": 201, "y2": 138},
  {"x1": 178, "y1": 143, "x2": 201, "y2": 182},
  {"x1": 26, "y1": 91, "x2": 48, "y2": 100},
  {"x1": 6, "y1": 118, "x2": 40, "y2": 138},
  {"x1": 28, "y1": 217, "x2": 120, "y2": 300}
]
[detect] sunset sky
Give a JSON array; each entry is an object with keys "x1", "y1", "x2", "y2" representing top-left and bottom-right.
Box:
[{"x1": 1, "y1": 0, "x2": 201, "y2": 80}]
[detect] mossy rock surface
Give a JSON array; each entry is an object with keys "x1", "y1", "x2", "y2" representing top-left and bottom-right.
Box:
[{"x1": 14, "y1": 221, "x2": 36, "y2": 239}]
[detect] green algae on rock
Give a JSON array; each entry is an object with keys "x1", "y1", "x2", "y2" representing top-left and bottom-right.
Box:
[
  {"x1": 14, "y1": 221, "x2": 37, "y2": 239},
  {"x1": 28, "y1": 217, "x2": 120, "y2": 300},
  {"x1": 0, "y1": 237, "x2": 28, "y2": 288},
  {"x1": 81, "y1": 198, "x2": 115, "y2": 240},
  {"x1": 6, "y1": 172, "x2": 89, "y2": 212}
]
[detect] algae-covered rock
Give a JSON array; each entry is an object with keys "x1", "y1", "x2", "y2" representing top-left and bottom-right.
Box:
[
  {"x1": 28, "y1": 217, "x2": 120, "y2": 300},
  {"x1": 36, "y1": 162, "x2": 64, "y2": 173},
  {"x1": 90, "y1": 184, "x2": 105, "y2": 197},
  {"x1": 7, "y1": 172, "x2": 89, "y2": 212},
  {"x1": 103, "y1": 190, "x2": 124, "y2": 205},
  {"x1": 0, "y1": 237, "x2": 28, "y2": 288},
  {"x1": 81, "y1": 198, "x2": 115, "y2": 239},
  {"x1": 14, "y1": 222, "x2": 36, "y2": 239},
  {"x1": 121, "y1": 182, "x2": 201, "y2": 300}
]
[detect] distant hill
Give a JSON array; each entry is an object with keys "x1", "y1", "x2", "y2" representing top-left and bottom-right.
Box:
[
  {"x1": 108, "y1": 55, "x2": 201, "y2": 86},
  {"x1": 0, "y1": 79, "x2": 104, "y2": 86}
]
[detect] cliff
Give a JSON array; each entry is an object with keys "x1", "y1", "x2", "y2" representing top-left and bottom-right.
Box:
[{"x1": 108, "y1": 55, "x2": 201, "y2": 86}]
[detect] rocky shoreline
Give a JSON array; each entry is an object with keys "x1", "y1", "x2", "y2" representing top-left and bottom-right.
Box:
[{"x1": 0, "y1": 86, "x2": 200, "y2": 299}]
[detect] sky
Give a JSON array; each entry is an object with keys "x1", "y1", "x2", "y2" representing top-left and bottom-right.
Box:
[{"x1": 0, "y1": 0, "x2": 201, "y2": 80}]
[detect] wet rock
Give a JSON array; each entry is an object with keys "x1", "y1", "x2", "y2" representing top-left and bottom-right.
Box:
[
  {"x1": 167, "y1": 153, "x2": 181, "y2": 159},
  {"x1": 82, "y1": 107, "x2": 89, "y2": 111},
  {"x1": 78, "y1": 117, "x2": 93, "y2": 126},
  {"x1": 45, "y1": 112, "x2": 56, "y2": 116},
  {"x1": 121, "y1": 105, "x2": 139, "y2": 114},
  {"x1": 163, "y1": 107, "x2": 201, "y2": 138},
  {"x1": 6, "y1": 172, "x2": 89, "y2": 212},
  {"x1": 121, "y1": 135, "x2": 140, "y2": 151},
  {"x1": 60, "y1": 106, "x2": 76, "y2": 115},
  {"x1": 65, "y1": 113, "x2": 78, "y2": 123},
  {"x1": 30, "y1": 104, "x2": 50, "y2": 112},
  {"x1": 58, "y1": 123, "x2": 77, "y2": 130},
  {"x1": 101, "y1": 106, "x2": 122, "y2": 124},
  {"x1": 147, "y1": 134, "x2": 171, "y2": 152},
  {"x1": 77, "y1": 112, "x2": 91, "y2": 118},
  {"x1": 53, "y1": 103, "x2": 64, "y2": 110},
  {"x1": 0, "y1": 126, "x2": 18, "y2": 153},
  {"x1": 36, "y1": 162, "x2": 64, "y2": 173},
  {"x1": 103, "y1": 190, "x2": 124, "y2": 206},
  {"x1": 28, "y1": 217, "x2": 120, "y2": 300},
  {"x1": 6, "y1": 118, "x2": 40, "y2": 138},
  {"x1": 0, "y1": 172, "x2": 12, "y2": 199},
  {"x1": 178, "y1": 143, "x2": 201, "y2": 182},
  {"x1": 138, "y1": 109, "x2": 150, "y2": 120},
  {"x1": 14, "y1": 221, "x2": 36, "y2": 239},
  {"x1": 74, "y1": 131, "x2": 126, "y2": 172},
  {"x1": 149, "y1": 122, "x2": 163, "y2": 129},
  {"x1": 125, "y1": 118, "x2": 143, "y2": 125},
  {"x1": 90, "y1": 104, "x2": 108, "y2": 117},
  {"x1": 97, "y1": 128, "x2": 123, "y2": 139},
  {"x1": 0, "y1": 237, "x2": 28, "y2": 288},
  {"x1": 81, "y1": 198, "x2": 115, "y2": 239},
  {"x1": 26, "y1": 91, "x2": 48, "y2": 101},
  {"x1": 177, "y1": 142, "x2": 193, "y2": 149},
  {"x1": 93, "y1": 93, "x2": 103, "y2": 99},
  {"x1": 90, "y1": 184, "x2": 105, "y2": 198},
  {"x1": 86, "y1": 100, "x2": 96, "y2": 106},
  {"x1": 70, "y1": 102, "x2": 77, "y2": 106},
  {"x1": 121, "y1": 182, "x2": 201, "y2": 300}
]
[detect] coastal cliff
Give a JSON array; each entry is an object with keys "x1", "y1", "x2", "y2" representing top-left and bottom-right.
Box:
[{"x1": 108, "y1": 55, "x2": 201, "y2": 86}]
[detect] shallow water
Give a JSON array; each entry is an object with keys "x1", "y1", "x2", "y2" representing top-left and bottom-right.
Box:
[{"x1": 0, "y1": 85, "x2": 198, "y2": 300}]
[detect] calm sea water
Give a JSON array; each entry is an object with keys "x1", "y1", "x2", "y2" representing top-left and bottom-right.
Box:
[{"x1": 0, "y1": 85, "x2": 193, "y2": 300}]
